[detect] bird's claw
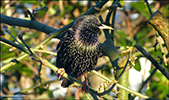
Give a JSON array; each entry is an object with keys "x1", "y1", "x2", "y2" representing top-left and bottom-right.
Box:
[
  {"x1": 81, "y1": 73, "x2": 89, "y2": 93},
  {"x1": 81, "y1": 80, "x2": 89, "y2": 93},
  {"x1": 57, "y1": 68, "x2": 65, "y2": 79}
]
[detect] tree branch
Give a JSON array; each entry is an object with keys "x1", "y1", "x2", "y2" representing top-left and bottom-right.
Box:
[
  {"x1": 0, "y1": 14, "x2": 57, "y2": 35},
  {"x1": 135, "y1": 43, "x2": 169, "y2": 79},
  {"x1": 148, "y1": 10, "x2": 169, "y2": 52}
]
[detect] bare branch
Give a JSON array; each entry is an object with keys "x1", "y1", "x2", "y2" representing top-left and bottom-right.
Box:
[
  {"x1": 135, "y1": 43, "x2": 169, "y2": 79},
  {"x1": 1, "y1": 14, "x2": 57, "y2": 35}
]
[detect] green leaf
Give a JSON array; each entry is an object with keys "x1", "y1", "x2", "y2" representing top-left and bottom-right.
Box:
[{"x1": 134, "y1": 60, "x2": 141, "y2": 71}]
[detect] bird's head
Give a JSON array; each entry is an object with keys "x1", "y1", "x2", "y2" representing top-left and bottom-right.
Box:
[
  {"x1": 72, "y1": 15, "x2": 113, "y2": 46},
  {"x1": 72, "y1": 15, "x2": 113, "y2": 35}
]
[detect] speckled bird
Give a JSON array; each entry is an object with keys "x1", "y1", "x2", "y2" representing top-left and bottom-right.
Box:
[{"x1": 56, "y1": 15, "x2": 113, "y2": 88}]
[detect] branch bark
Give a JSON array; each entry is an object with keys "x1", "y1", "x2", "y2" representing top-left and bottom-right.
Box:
[
  {"x1": 0, "y1": 14, "x2": 57, "y2": 35},
  {"x1": 148, "y1": 10, "x2": 169, "y2": 52}
]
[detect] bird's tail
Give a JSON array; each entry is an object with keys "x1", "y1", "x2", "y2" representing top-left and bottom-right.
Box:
[
  {"x1": 61, "y1": 78, "x2": 73, "y2": 87},
  {"x1": 61, "y1": 76, "x2": 82, "y2": 87}
]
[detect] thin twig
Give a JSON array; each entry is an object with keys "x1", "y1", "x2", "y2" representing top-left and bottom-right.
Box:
[
  {"x1": 95, "y1": 1, "x2": 122, "y2": 16},
  {"x1": 38, "y1": 61, "x2": 49, "y2": 89},
  {"x1": 144, "y1": 0, "x2": 153, "y2": 15},
  {"x1": 153, "y1": 40, "x2": 158, "y2": 52},
  {"x1": 157, "y1": 36, "x2": 167, "y2": 65},
  {"x1": 18, "y1": 34, "x2": 34, "y2": 54},
  {"x1": 2, "y1": 24, "x2": 23, "y2": 47},
  {"x1": 110, "y1": 0, "x2": 118, "y2": 40},
  {"x1": 92, "y1": 70, "x2": 150, "y2": 99},
  {"x1": 18, "y1": 34, "x2": 49, "y2": 88},
  {"x1": 0, "y1": 37, "x2": 29, "y2": 54},
  {"x1": 31, "y1": 48, "x2": 57, "y2": 56},
  {"x1": 98, "y1": 52, "x2": 130, "y2": 96}
]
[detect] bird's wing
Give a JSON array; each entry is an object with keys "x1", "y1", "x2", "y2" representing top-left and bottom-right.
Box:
[
  {"x1": 56, "y1": 40, "x2": 64, "y2": 51},
  {"x1": 56, "y1": 29, "x2": 70, "y2": 51},
  {"x1": 56, "y1": 29, "x2": 72, "y2": 68}
]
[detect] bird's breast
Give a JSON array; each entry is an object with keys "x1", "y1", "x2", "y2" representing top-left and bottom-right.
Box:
[{"x1": 74, "y1": 30, "x2": 99, "y2": 51}]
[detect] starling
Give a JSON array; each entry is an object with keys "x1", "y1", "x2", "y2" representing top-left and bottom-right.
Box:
[{"x1": 56, "y1": 15, "x2": 113, "y2": 89}]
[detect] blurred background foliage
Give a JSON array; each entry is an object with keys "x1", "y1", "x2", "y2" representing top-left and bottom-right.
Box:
[{"x1": 0, "y1": 0, "x2": 169, "y2": 99}]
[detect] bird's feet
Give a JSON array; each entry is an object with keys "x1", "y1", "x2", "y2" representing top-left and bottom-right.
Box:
[
  {"x1": 57, "y1": 68, "x2": 65, "y2": 79},
  {"x1": 81, "y1": 73, "x2": 89, "y2": 93}
]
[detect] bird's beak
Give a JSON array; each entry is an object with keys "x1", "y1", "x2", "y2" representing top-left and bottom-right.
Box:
[{"x1": 99, "y1": 24, "x2": 114, "y2": 30}]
